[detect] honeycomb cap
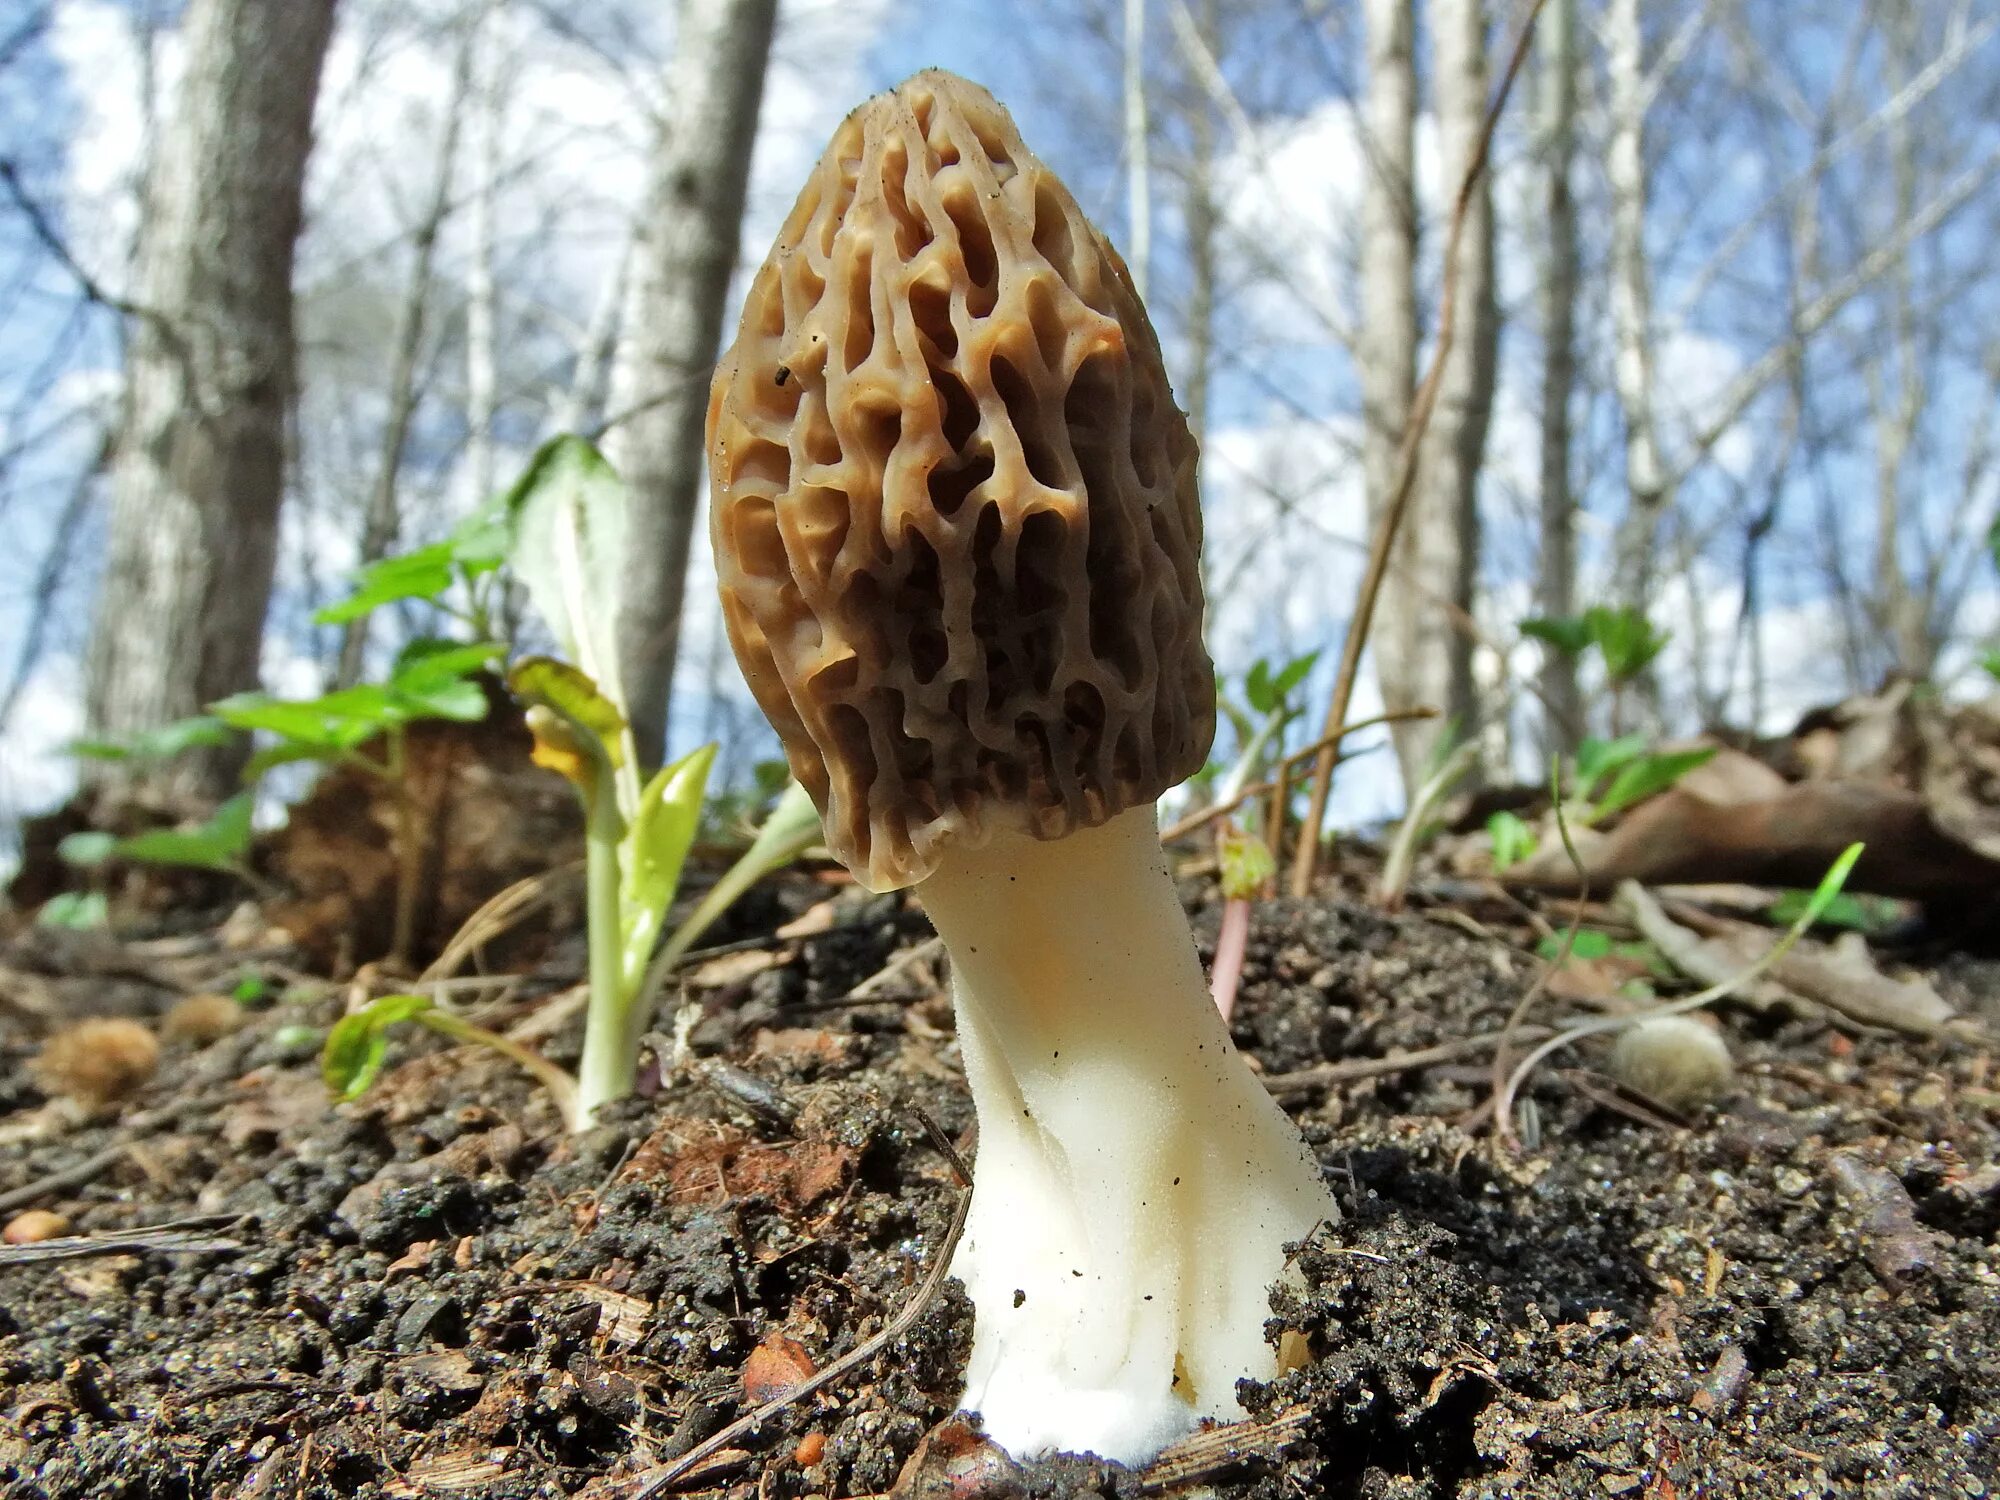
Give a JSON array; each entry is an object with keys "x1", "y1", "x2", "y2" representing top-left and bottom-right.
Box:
[{"x1": 708, "y1": 69, "x2": 1213, "y2": 891}]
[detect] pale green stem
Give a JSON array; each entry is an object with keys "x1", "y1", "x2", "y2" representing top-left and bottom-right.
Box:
[
  {"x1": 630, "y1": 782, "x2": 821, "y2": 1032},
  {"x1": 574, "y1": 787, "x2": 633, "y2": 1127},
  {"x1": 419, "y1": 1008, "x2": 580, "y2": 1132}
]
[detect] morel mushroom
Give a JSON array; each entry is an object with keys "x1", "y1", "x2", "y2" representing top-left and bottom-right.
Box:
[{"x1": 708, "y1": 70, "x2": 1334, "y2": 1464}]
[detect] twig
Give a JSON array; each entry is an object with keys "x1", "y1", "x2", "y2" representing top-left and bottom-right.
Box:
[
  {"x1": 1491, "y1": 759, "x2": 1588, "y2": 1156},
  {"x1": 1289, "y1": 0, "x2": 1549, "y2": 898},
  {"x1": 0, "y1": 1142, "x2": 129, "y2": 1215},
  {"x1": 1261, "y1": 1028, "x2": 1551, "y2": 1097},
  {"x1": 627, "y1": 1188, "x2": 971, "y2": 1498},
  {"x1": 1161, "y1": 708, "x2": 1436, "y2": 845},
  {"x1": 847, "y1": 935, "x2": 944, "y2": 1001}
]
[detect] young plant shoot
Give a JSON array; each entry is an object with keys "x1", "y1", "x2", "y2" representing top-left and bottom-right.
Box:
[
  {"x1": 299, "y1": 439, "x2": 818, "y2": 1128},
  {"x1": 495, "y1": 439, "x2": 821, "y2": 1127},
  {"x1": 707, "y1": 71, "x2": 1335, "y2": 1464}
]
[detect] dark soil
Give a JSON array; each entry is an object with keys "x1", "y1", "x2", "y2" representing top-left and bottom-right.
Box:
[{"x1": 1, "y1": 881, "x2": 1995, "y2": 1499}]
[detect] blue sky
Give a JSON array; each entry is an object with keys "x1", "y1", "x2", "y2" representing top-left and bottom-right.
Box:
[{"x1": 1, "y1": 0, "x2": 1996, "y2": 842}]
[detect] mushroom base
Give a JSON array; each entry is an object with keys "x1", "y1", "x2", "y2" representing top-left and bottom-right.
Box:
[{"x1": 918, "y1": 806, "x2": 1335, "y2": 1465}]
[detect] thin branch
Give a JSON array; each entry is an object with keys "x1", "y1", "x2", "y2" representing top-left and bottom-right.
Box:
[
  {"x1": 628, "y1": 1187, "x2": 972, "y2": 1497},
  {"x1": 1159, "y1": 707, "x2": 1436, "y2": 844},
  {"x1": 1289, "y1": 0, "x2": 1547, "y2": 898}
]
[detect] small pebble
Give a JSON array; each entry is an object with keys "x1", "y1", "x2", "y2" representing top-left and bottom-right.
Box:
[
  {"x1": 1609, "y1": 1014, "x2": 1733, "y2": 1110},
  {"x1": 3, "y1": 1209, "x2": 72, "y2": 1244},
  {"x1": 163, "y1": 993, "x2": 245, "y2": 1046}
]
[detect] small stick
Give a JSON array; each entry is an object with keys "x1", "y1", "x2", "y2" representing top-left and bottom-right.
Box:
[
  {"x1": 627, "y1": 1188, "x2": 972, "y2": 1498},
  {"x1": 1261, "y1": 1028, "x2": 1551, "y2": 1096},
  {"x1": 1290, "y1": 0, "x2": 1549, "y2": 897},
  {"x1": 0, "y1": 1142, "x2": 130, "y2": 1215},
  {"x1": 1161, "y1": 708, "x2": 1435, "y2": 845}
]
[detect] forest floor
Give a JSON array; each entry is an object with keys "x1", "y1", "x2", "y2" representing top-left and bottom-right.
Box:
[{"x1": 0, "y1": 844, "x2": 1996, "y2": 1500}]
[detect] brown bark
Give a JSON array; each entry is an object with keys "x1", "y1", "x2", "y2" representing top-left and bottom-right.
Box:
[
  {"x1": 608, "y1": 0, "x2": 779, "y2": 771},
  {"x1": 83, "y1": 0, "x2": 339, "y2": 804}
]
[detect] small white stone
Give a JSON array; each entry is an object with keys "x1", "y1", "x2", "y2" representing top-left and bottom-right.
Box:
[{"x1": 1608, "y1": 1014, "x2": 1734, "y2": 1110}]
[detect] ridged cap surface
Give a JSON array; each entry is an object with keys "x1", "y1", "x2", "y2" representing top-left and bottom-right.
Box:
[{"x1": 708, "y1": 69, "x2": 1212, "y2": 890}]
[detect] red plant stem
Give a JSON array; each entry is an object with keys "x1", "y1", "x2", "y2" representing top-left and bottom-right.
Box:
[{"x1": 1209, "y1": 895, "x2": 1251, "y2": 1022}]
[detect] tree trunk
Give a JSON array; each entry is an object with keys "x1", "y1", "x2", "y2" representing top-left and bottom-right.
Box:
[
  {"x1": 1358, "y1": 0, "x2": 1421, "y2": 789},
  {"x1": 1605, "y1": 0, "x2": 1669, "y2": 613},
  {"x1": 607, "y1": 0, "x2": 779, "y2": 771},
  {"x1": 1372, "y1": 0, "x2": 1496, "y2": 796},
  {"x1": 1124, "y1": 0, "x2": 1152, "y2": 299},
  {"x1": 1407, "y1": 0, "x2": 1497, "y2": 788},
  {"x1": 84, "y1": 0, "x2": 338, "y2": 806},
  {"x1": 1534, "y1": 0, "x2": 1581, "y2": 757}
]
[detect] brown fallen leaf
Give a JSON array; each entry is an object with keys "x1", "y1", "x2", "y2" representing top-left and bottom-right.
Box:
[
  {"x1": 890, "y1": 1418, "x2": 1026, "y2": 1500},
  {"x1": 1512, "y1": 776, "x2": 2000, "y2": 904},
  {"x1": 1622, "y1": 883, "x2": 1956, "y2": 1036},
  {"x1": 742, "y1": 1330, "x2": 817, "y2": 1405},
  {"x1": 776, "y1": 899, "x2": 837, "y2": 938},
  {"x1": 685, "y1": 947, "x2": 790, "y2": 987}
]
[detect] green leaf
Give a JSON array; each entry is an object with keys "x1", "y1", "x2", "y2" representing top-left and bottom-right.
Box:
[
  {"x1": 243, "y1": 740, "x2": 353, "y2": 780},
  {"x1": 211, "y1": 690, "x2": 390, "y2": 750},
  {"x1": 447, "y1": 498, "x2": 511, "y2": 574},
  {"x1": 322, "y1": 993, "x2": 435, "y2": 1101},
  {"x1": 1218, "y1": 827, "x2": 1274, "y2": 901},
  {"x1": 313, "y1": 542, "x2": 457, "y2": 626},
  {"x1": 1520, "y1": 614, "x2": 1593, "y2": 656},
  {"x1": 504, "y1": 437, "x2": 630, "y2": 711},
  {"x1": 69, "y1": 715, "x2": 233, "y2": 762},
  {"x1": 1540, "y1": 928, "x2": 1615, "y2": 960},
  {"x1": 1272, "y1": 650, "x2": 1320, "y2": 701},
  {"x1": 231, "y1": 973, "x2": 269, "y2": 1004},
  {"x1": 1244, "y1": 658, "x2": 1276, "y2": 716},
  {"x1": 57, "y1": 831, "x2": 118, "y2": 867},
  {"x1": 650, "y1": 780, "x2": 823, "y2": 981},
  {"x1": 37, "y1": 891, "x2": 108, "y2": 930},
  {"x1": 1573, "y1": 734, "x2": 1649, "y2": 801},
  {"x1": 508, "y1": 657, "x2": 625, "y2": 765},
  {"x1": 619, "y1": 743, "x2": 717, "y2": 992},
  {"x1": 110, "y1": 792, "x2": 256, "y2": 872},
  {"x1": 1766, "y1": 888, "x2": 1901, "y2": 934},
  {"x1": 1584, "y1": 605, "x2": 1669, "y2": 682},
  {"x1": 1799, "y1": 844, "x2": 1865, "y2": 926},
  {"x1": 1983, "y1": 648, "x2": 2000, "y2": 682},
  {"x1": 1592, "y1": 746, "x2": 1717, "y2": 821},
  {"x1": 1486, "y1": 810, "x2": 1537, "y2": 874},
  {"x1": 387, "y1": 638, "x2": 502, "y2": 721}
]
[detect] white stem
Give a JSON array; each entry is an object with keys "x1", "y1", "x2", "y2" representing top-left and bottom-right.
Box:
[{"x1": 917, "y1": 806, "x2": 1333, "y2": 1464}]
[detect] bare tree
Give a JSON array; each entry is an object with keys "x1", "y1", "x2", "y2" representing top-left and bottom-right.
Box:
[
  {"x1": 1604, "y1": 0, "x2": 1668, "y2": 614},
  {"x1": 1124, "y1": 0, "x2": 1152, "y2": 297},
  {"x1": 1356, "y1": 0, "x2": 1421, "y2": 786},
  {"x1": 83, "y1": 0, "x2": 339, "y2": 803},
  {"x1": 1403, "y1": 0, "x2": 1498, "y2": 786},
  {"x1": 607, "y1": 0, "x2": 779, "y2": 770},
  {"x1": 1533, "y1": 0, "x2": 1581, "y2": 755}
]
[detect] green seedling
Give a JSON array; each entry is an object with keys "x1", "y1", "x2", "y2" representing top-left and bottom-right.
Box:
[
  {"x1": 1486, "y1": 809, "x2": 1538, "y2": 873},
  {"x1": 324, "y1": 437, "x2": 822, "y2": 1130},
  {"x1": 1496, "y1": 842, "x2": 1865, "y2": 1143},
  {"x1": 59, "y1": 790, "x2": 261, "y2": 888},
  {"x1": 324, "y1": 992, "x2": 582, "y2": 1125},
  {"x1": 35, "y1": 890, "x2": 108, "y2": 930},
  {"x1": 210, "y1": 639, "x2": 503, "y2": 963},
  {"x1": 1203, "y1": 652, "x2": 1314, "y2": 1018},
  {"x1": 313, "y1": 494, "x2": 511, "y2": 641},
  {"x1": 1522, "y1": 605, "x2": 1670, "y2": 732},
  {"x1": 1569, "y1": 734, "x2": 1715, "y2": 824}
]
